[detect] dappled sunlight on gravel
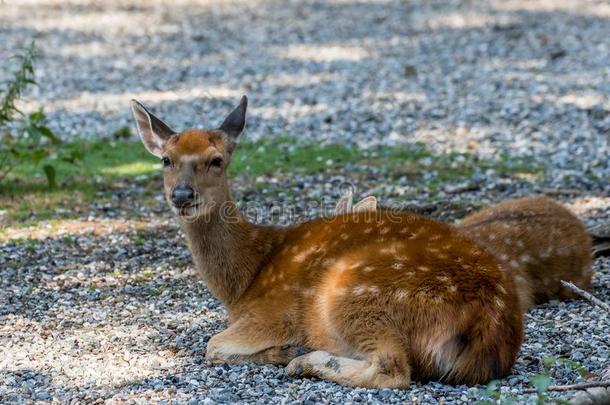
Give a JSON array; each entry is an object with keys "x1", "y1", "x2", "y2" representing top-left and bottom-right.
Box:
[
  {"x1": 2, "y1": 317, "x2": 182, "y2": 388},
  {"x1": 0, "y1": 218, "x2": 171, "y2": 243}
]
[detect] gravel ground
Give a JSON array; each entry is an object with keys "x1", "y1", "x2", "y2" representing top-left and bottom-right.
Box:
[
  {"x1": 1, "y1": 0, "x2": 609, "y2": 191},
  {"x1": 1, "y1": 176, "x2": 609, "y2": 404},
  {"x1": 1, "y1": 0, "x2": 610, "y2": 403}
]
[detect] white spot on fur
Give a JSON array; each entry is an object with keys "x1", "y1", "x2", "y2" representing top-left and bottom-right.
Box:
[
  {"x1": 391, "y1": 262, "x2": 403, "y2": 270},
  {"x1": 349, "y1": 261, "x2": 363, "y2": 270},
  {"x1": 540, "y1": 247, "x2": 553, "y2": 259},
  {"x1": 364, "y1": 227, "x2": 373, "y2": 234},
  {"x1": 293, "y1": 246, "x2": 319, "y2": 263},
  {"x1": 417, "y1": 265, "x2": 430, "y2": 272},
  {"x1": 394, "y1": 289, "x2": 409, "y2": 300},
  {"x1": 520, "y1": 254, "x2": 532, "y2": 263},
  {"x1": 380, "y1": 246, "x2": 398, "y2": 255},
  {"x1": 367, "y1": 286, "x2": 380, "y2": 294},
  {"x1": 353, "y1": 286, "x2": 367, "y2": 295},
  {"x1": 380, "y1": 227, "x2": 390, "y2": 235},
  {"x1": 495, "y1": 297, "x2": 505, "y2": 309},
  {"x1": 509, "y1": 260, "x2": 519, "y2": 269}
]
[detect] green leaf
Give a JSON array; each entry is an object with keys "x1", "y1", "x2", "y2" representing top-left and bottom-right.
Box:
[
  {"x1": 542, "y1": 355, "x2": 556, "y2": 368},
  {"x1": 25, "y1": 126, "x2": 41, "y2": 142},
  {"x1": 29, "y1": 148, "x2": 47, "y2": 164},
  {"x1": 484, "y1": 380, "x2": 501, "y2": 400},
  {"x1": 36, "y1": 126, "x2": 59, "y2": 144},
  {"x1": 42, "y1": 164, "x2": 56, "y2": 188},
  {"x1": 529, "y1": 373, "x2": 552, "y2": 395},
  {"x1": 28, "y1": 111, "x2": 45, "y2": 123},
  {"x1": 69, "y1": 147, "x2": 84, "y2": 161},
  {"x1": 556, "y1": 358, "x2": 587, "y2": 377}
]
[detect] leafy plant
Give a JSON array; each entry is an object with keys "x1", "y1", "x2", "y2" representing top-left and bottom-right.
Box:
[
  {"x1": 0, "y1": 42, "x2": 81, "y2": 187},
  {"x1": 542, "y1": 355, "x2": 587, "y2": 378},
  {"x1": 477, "y1": 355, "x2": 587, "y2": 405}
]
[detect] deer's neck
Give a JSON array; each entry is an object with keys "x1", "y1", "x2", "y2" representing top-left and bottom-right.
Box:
[{"x1": 180, "y1": 201, "x2": 285, "y2": 309}]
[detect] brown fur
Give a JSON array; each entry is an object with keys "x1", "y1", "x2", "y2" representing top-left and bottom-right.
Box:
[
  {"x1": 458, "y1": 197, "x2": 593, "y2": 312},
  {"x1": 131, "y1": 98, "x2": 523, "y2": 388}
]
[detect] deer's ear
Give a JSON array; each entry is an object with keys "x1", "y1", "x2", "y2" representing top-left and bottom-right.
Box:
[
  {"x1": 353, "y1": 196, "x2": 377, "y2": 213},
  {"x1": 219, "y1": 96, "x2": 248, "y2": 145},
  {"x1": 335, "y1": 189, "x2": 353, "y2": 214},
  {"x1": 131, "y1": 100, "x2": 175, "y2": 158}
]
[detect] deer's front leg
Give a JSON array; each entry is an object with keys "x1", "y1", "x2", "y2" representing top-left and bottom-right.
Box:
[{"x1": 206, "y1": 319, "x2": 308, "y2": 366}]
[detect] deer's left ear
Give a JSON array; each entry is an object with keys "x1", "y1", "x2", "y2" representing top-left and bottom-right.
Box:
[
  {"x1": 219, "y1": 96, "x2": 248, "y2": 149},
  {"x1": 130, "y1": 100, "x2": 175, "y2": 158}
]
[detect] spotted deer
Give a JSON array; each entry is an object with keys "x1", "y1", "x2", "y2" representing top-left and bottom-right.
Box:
[
  {"x1": 457, "y1": 197, "x2": 593, "y2": 312},
  {"x1": 130, "y1": 96, "x2": 523, "y2": 388}
]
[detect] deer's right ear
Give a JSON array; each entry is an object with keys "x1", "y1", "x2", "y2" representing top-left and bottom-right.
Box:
[{"x1": 130, "y1": 100, "x2": 175, "y2": 158}]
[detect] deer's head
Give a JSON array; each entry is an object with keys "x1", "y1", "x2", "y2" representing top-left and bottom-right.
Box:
[{"x1": 131, "y1": 96, "x2": 247, "y2": 219}]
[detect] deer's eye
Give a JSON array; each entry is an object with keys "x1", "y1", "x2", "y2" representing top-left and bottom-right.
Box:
[
  {"x1": 162, "y1": 157, "x2": 171, "y2": 167},
  {"x1": 210, "y1": 157, "x2": 223, "y2": 168}
]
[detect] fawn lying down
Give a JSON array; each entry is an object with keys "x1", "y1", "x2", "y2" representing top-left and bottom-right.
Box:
[
  {"x1": 131, "y1": 96, "x2": 523, "y2": 388},
  {"x1": 458, "y1": 197, "x2": 594, "y2": 312}
]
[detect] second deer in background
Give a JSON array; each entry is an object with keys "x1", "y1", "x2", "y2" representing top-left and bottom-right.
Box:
[{"x1": 457, "y1": 196, "x2": 593, "y2": 312}]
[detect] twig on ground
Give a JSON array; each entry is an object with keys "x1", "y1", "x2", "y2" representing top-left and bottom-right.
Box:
[
  {"x1": 543, "y1": 188, "x2": 582, "y2": 196},
  {"x1": 592, "y1": 241, "x2": 610, "y2": 258},
  {"x1": 560, "y1": 280, "x2": 610, "y2": 313},
  {"x1": 523, "y1": 381, "x2": 610, "y2": 393}
]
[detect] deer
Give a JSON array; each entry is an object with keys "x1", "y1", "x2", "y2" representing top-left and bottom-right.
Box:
[
  {"x1": 130, "y1": 96, "x2": 523, "y2": 388},
  {"x1": 457, "y1": 197, "x2": 594, "y2": 312}
]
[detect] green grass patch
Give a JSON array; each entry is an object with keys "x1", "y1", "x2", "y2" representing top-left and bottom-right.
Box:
[
  {"x1": 231, "y1": 137, "x2": 358, "y2": 176},
  {"x1": 0, "y1": 137, "x2": 545, "y2": 228}
]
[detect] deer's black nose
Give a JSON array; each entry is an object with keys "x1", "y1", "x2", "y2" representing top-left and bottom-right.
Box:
[{"x1": 171, "y1": 186, "x2": 195, "y2": 206}]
